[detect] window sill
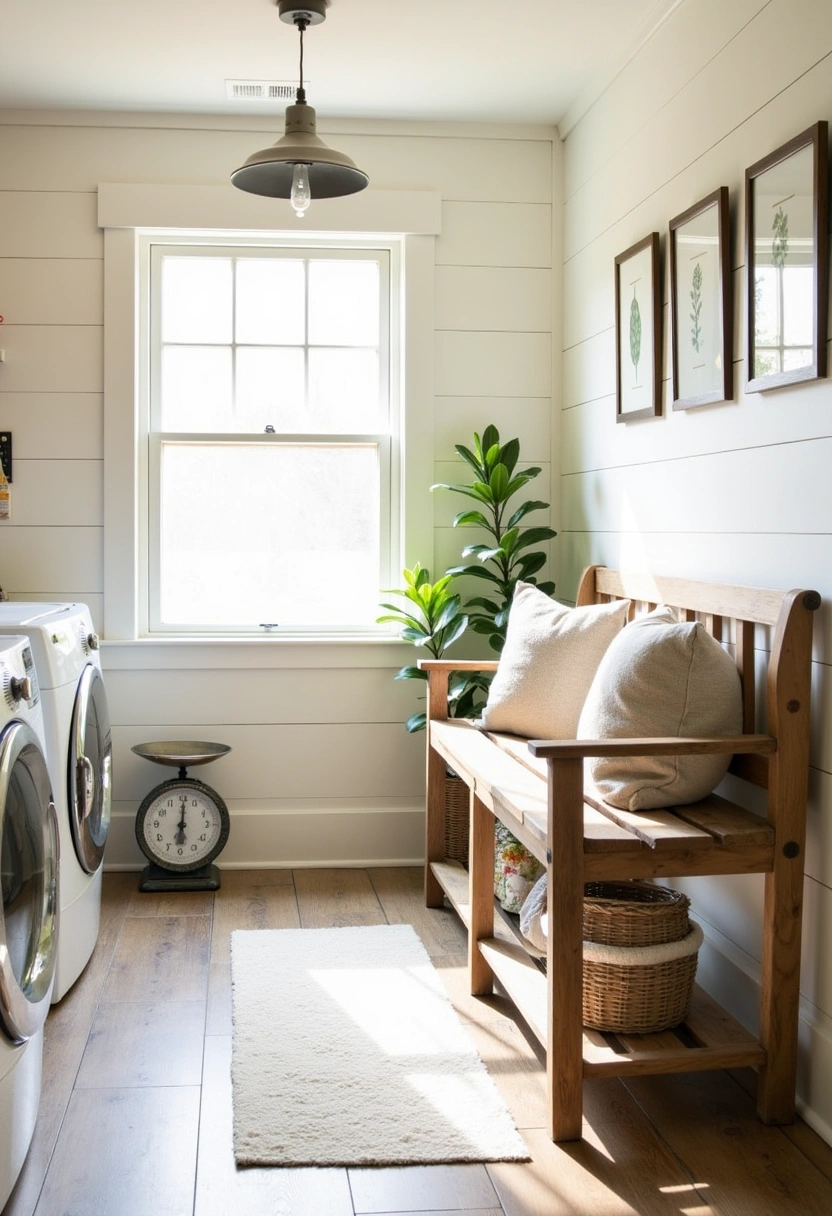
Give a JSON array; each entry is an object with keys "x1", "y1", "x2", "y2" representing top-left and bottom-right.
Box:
[{"x1": 100, "y1": 633, "x2": 414, "y2": 671}]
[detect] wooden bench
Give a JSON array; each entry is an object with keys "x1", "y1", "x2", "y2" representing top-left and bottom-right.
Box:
[{"x1": 420, "y1": 565, "x2": 820, "y2": 1141}]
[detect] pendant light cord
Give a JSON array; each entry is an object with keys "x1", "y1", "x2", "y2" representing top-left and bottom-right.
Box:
[{"x1": 296, "y1": 17, "x2": 308, "y2": 104}]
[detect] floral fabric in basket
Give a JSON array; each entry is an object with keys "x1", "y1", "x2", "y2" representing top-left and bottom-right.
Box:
[{"x1": 494, "y1": 822, "x2": 545, "y2": 913}]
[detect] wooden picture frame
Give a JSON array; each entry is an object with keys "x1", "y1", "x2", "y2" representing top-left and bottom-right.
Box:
[
  {"x1": 615, "y1": 232, "x2": 662, "y2": 421},
  {"x1": 745, "y1": 120, "x2": 828, "y2": 392},
  {"x1": 669, "y1": 187, "x2": 733, "y2": 409}
]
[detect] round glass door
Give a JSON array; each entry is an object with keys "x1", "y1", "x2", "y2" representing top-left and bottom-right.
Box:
[
  {"x1": 0, "y1": 721, "x2": 59, "y2": 1042},
  {"x1": 68, "y1": 665, "x2": 113, "y2": 874}
]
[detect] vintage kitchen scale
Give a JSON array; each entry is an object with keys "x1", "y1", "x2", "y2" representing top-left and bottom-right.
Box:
[{"x1": 132, "y1": 741, "x2": 231, "y2": 892}]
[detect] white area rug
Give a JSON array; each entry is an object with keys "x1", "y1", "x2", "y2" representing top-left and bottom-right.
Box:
[{"x1": 230, "y1": 923, "x2": 530, "y2": 1167}]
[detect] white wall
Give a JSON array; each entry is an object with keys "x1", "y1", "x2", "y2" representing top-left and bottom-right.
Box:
[
  {"x1": 560, "y1": 0, "x2": 832, "y2": 1140},
  {"x1": 0, "y1": 110, "x2": 558, "y2": 869}
]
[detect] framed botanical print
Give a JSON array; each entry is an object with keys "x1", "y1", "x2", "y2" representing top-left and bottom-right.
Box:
[
  {"x1": 745, "y1": 120, "x2": 828, "y2": 392},
  {"x1": 669, "y1": 187, "x2": 733, "y2": 409},
  {"x1": 615, "y1": 232, "x2": 662, "y2": 421}
]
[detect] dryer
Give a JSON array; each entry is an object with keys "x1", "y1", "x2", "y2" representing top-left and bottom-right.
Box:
[
  {"x1": 0, "y1": 636, "x2": 59, "y2": 1210},
  {"x1": 0, "y1": 604, "x2": 112, "y2": 1003}
]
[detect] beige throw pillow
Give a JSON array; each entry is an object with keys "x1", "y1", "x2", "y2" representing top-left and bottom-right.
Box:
[
  {"x1": 577, "y1": 606, "x2": 743, "y2": 810},
  {"x1": 480, "y1": 583, "x2": 631, "y2": 738}
]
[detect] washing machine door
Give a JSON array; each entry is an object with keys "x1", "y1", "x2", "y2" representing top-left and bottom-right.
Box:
[
  {"x1": 68, "y1": 665, "x2": 112, "y2": 875},
  {"x1": 0, "y1": 721, "x2": 59, "y2": 1043}
]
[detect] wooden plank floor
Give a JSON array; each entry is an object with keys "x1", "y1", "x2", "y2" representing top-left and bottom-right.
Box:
[{"x1": 5, "y1": 867, "x2": 832, "y2": 1216}]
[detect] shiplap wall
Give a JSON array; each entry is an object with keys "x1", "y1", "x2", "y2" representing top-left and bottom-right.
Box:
[
  {"x1": 560, "y1": 0, "x2": 832, "y2": 1139},
  {"x1": 0, "y1": 111, "x2": 557, "y2": 869}
]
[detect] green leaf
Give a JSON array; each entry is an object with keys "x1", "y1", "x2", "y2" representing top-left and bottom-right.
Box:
[
  {"x1": 481, "y1": 424, "x2": 500, "y2": 454},
  {"x1": 488, "y1": 633, "x2": 505, "y2": 653},
  {"x1": 484, "y1": 442, "x2": 502, "y2": 474},
  {"x1": 454, "y1": 443, "x2": 486, "y2": 480},
  {"x1": 475, "y1": 546, "x2": 506, "y2": 563},
  {"x1": 506, "y1": 500, "x2": 550, "y2": 528},
  {"x1": 453, "y1": 509, "x2": 491, "y2": 529},
  {"x1": 536, "y1": 580, "x2": 556, "y2": 596},
  {"x1": 432, "y1": 596, "x2": 462, "y2": 632},
  {"x1": 515, "y1": 551, "x2": 547, "y2": 578},
  {"x1": 376, "y1": 612, "x2": 424, "y2": 630},
  {"x1": 427, "y1": 575, "x2": 454, "y2": 604},
  {"x1": 431, "y1": 481, "x2": 493, "y2": 505},
  {"x1": 405, "y1": 712, "x2": 427, "y2": 733},
  {"x1": 469, "y1": 617, "x2": 497, "y2": 634},
  {"x1": 515, "y1": 526, "x2": 557, "y2": 552},
  {"x1": 394, "y1": 665, "x2": 427, "y2": 681},
  {"x1": 504, "y1": 472, "x2": 540, "y2": 500},
  {"x1": 500, "y1": 437, "x2": 520, "y2": 476},
  {"x1": 400, "y1": 625, "x2": 431, "y2": 643},
  {"x1": 437, "y1": 614, "x2": 468, "y2": 650},
  {"x1": 489, "y1": 463, "x2": 509, "y2": 501},
  {"x1": 446, "y1": 563, "x2": 503, "y2": 585},
  {"x1": 466, "y1": 596, "x2": 501, "y2": 613}
]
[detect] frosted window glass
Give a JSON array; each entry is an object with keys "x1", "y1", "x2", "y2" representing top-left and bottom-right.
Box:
[
  {"x1": 161, "y1": 257, "x2": 232, "y2": 343},
  {"x1": 236, "y1": 259, "x2": 305, "y2": 345},
  {"x1": 236, "y1": 347, "x2": 306, "y2": 432},
  {"x1": 159, "y1": 443, "x2": 380, "y2": 627},
  {"x1": 161, "y1": 347, "x2": 232, "y2": 431},
  {"x1": 308, "y1": 348, "x2": 380, "y2": 430},
  {"x1": 309, "y1": 260, "x2": 380, "y2": 345}
]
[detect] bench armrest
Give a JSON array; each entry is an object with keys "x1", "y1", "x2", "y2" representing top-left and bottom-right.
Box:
[
  {"x1": 528, "y1": 735, "x2": 777, "y2": 759},
  {"x1": 417, "y1": 659, "x2": 501, "y2": 673}
]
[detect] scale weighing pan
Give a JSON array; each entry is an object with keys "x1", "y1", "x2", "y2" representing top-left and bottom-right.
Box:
[{"x1": 131, "y1": 741, "x2": 231, "y2": 767}]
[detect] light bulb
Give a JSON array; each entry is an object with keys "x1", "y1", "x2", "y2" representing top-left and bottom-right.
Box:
[{"x1": 291, "y1": 163, "x2": 311, "y2": 218}]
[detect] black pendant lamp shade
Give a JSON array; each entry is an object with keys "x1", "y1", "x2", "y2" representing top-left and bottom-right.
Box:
[{"x1": 231, "y1": 0, "x2": 369, "y2": 211}]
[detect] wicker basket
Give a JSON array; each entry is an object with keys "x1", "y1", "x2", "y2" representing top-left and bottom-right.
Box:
[
  {"x1": 444, "y1": 772, "x2": 470, "y2": 865},
  {"x1": 583, "y1": 881, "x2": 691, "y2": 947},
  {"x1": 581, "y1": 881, "x2": 701, "y2": 1034}
]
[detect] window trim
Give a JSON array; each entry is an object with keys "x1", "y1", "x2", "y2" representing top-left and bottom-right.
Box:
[
  {"x1": 144, "y1": 238, "x2": 393, "y2": 636},
  {"x1": 100, "y1": 184, "x2": 440, "y2": 643}
]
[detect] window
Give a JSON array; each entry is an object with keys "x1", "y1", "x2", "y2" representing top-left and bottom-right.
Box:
[
  {"x1": 143, "y1": 238, "x2": 397, "y2": 634},
  {"x1": 100, "y1": 184, "x2": 439, "y2": 644}
]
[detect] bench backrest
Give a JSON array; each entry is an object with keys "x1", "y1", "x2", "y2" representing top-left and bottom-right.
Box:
[{"x1": 575, "y1": 566, "x2": 820, "y2": 795}]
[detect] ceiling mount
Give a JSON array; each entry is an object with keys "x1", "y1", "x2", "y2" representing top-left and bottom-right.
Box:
[{"x1": 277, "y1": 1, "x2": 327, "y2": 27}]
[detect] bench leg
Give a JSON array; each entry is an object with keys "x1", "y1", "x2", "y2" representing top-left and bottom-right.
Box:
[
  {"x1": 469, "y1": 793, "x2": 494, "y2": 996},
  {"x1": 757, "y1": 861, "x2": 803, "y2": 1123},
  {"x1": 424, "y1": 740, "x2": 447, "y2": 908},
  {"x1": 546, "y1": 757, "x2": 585, "y2": 1141}
]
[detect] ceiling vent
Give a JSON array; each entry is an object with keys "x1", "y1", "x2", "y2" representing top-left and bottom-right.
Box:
[{"x1": 226, "y1": 80, "x2": 301, "y2": 101}]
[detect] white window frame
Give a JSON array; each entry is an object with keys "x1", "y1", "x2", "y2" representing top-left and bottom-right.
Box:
[
  {"x1": 100, "y1": 184, "x2": 440, "y2": 645},
  {"x1": 143, "y1": 237, "x2": 395, "y2": 635}
]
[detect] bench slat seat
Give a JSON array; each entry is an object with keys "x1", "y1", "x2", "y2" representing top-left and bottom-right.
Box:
[{"x1": 421, "y1": 565, "x2": 820, "y2": 1142}]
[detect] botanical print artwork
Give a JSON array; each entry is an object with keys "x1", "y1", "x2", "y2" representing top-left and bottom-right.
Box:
[
  {"x1": 615, "y1": 231, "x2": 659, "y2": 420},
  {"x1": 630, "y1": 288, "x2": 642, "y2": 382},
  {"x1": 671, "y1": 193, "x2": 726, "y2": 406},
  {"x1": 690, "y1": 262, "x2": 703, "y2": 354}
]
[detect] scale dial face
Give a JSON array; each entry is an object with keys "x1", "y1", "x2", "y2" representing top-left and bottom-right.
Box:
[{"x1": 135, "y1": 777, "x2": 230, "y2": 872}]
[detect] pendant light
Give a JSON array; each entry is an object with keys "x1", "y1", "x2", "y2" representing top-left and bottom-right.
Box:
[{"x1": 231, "y1": 0, "x2": 369, "y2": 217}]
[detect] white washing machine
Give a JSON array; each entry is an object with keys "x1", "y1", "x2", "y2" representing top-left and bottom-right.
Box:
[
  {"x1": 0, "y1": 604, "x2": 112, "y2": 1003},
  {"x1": 0, "y1": 636, "x2": 59, "y2": 1210}
]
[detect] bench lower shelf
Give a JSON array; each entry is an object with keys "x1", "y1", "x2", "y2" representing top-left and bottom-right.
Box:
[{"x1": 431, "y1": 858, "x2": 767, "y2": 1079}]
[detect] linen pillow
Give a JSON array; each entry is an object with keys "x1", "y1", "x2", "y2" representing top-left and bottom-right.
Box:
[
  {"x1": 577, "y1": 606, "x2": 743, "y2": 811},
  {"x1": 480, "y1": 583, "x2": 631, "y2": 738}
]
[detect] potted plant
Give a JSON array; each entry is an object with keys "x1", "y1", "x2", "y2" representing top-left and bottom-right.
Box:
[
  {"x1": 377, "y1": 562, "x2": 469, "y2": 733},
  {"x1": 431, "y1": 423, "x2": 557, "y2": 713}
]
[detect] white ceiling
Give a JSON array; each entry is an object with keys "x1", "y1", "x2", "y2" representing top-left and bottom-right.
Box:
[{"x1": 0, "y1": 0, "x2": 677, "y2": 128}]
